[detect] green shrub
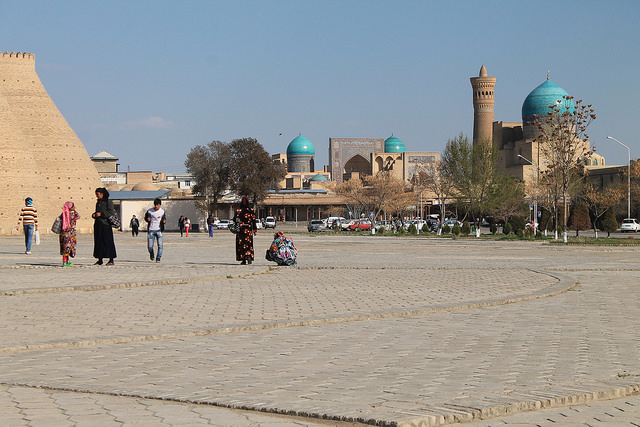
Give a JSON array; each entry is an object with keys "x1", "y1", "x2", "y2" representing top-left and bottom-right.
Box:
[
  {"x1": 377, "y1": 226, "x2": 385, "y2": 234},
  {"x1": 443, "y1": 224, "x2": 451, "y2": 234},
  {"x1": 503, "y1": 222, "x2": 512, "y2": 235},
  {"x1": 461, "y1": 221, "x2": 471, "y2": 235},
  {"x1": 397, "y1": 226, "x2": 405, "y2": 235},
  {"x1": 509, "y1": 216, "x2": 526, "y2": 235},
  {"x1": 452, "y1": 223, "x2": 461, "y2": 235},
  {"x1": 422, "y1": 224, "x2": 429, "y2": 233},
  {"x1": 517, "y1": 229, "x2": 524, "y2": 237},
  {"x1": 490, "y1": 223, "x2": 498, "y2": 234},
  {"x1": 408, "y1": 224, "x2": 417, "y2": 234}
]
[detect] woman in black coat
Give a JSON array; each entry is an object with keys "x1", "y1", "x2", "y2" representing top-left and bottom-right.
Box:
[{"x1": 92, "y1": 187, "x2": 117, "y2": 265}]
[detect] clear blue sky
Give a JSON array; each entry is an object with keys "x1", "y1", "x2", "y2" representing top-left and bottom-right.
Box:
[{"x1": 2, "y1": 0, "x2": 638, "y2": 173}]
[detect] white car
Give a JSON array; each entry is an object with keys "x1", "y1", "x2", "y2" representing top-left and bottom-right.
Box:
[
  {"x1": 264, "y1": 216, "x2": 277, "y2": 229},
  {"x1": 215, "y1": 219, "x2": 231, "y2": 229},
  {"x1": 620, "y1": 218, "x2": 640, "y2": 233}
]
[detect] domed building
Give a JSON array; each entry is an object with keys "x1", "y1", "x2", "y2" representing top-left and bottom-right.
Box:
[
  {"x1": 286, "y1": 134, "x2": 315, "y2": 173},
  {"x1": 478, "y1": 69, "x2": 606, "y2": 184},
  {"x1": 329, "y1": 135, "x2": 438, "y2": 184}
]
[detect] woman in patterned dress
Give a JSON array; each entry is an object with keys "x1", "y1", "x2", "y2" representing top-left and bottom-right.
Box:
[
  {"x1": 232, "y1": 197, "x2": 257, "y2": 265},
  {"x1": 59, "y1": 201, "x2": 80, "y2": 267}
]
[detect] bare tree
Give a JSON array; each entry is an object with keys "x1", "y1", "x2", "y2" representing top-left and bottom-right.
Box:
[
  {"x1": 229, "y1": 137, "x2": 287, "y2": 205},
  {"x1": 184, "y1": 141, "x2": 232, "y2": 216},
  {"x1": 582, "y1": 184, "x2": 623, "y2": 238},
  {"x1": 534, "y1": 96, "x2": 596, "y2": 241},
  {"x1": 414, "y1": 161, "x2": 453, "y2": 233},
  {"x1": 331, "y1": 172, "x2": 412, "y2": 227}
]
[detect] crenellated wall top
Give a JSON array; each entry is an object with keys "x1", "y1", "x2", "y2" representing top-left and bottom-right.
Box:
[{"x1": 0, "y1": 51, "x2": 35, "y2": 61}]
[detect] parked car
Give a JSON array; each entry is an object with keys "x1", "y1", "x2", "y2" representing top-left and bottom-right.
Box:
[
  {"x1": 442, "y1": 219, "x2": 462, "y2": 228},
  {"x1": 426, "y1": 218, "x2": 439, "y2": 232},
  {"x1": 264, "y1": 216, "x2": 277, "y2": 229},
  {"x1": 340, "y1": 219, "x2": 356, "y2": 231},
  {"x1": 620, "y1": 218, "x2": 640, "y2": 232},
  {"x1": 374, "y1": 220, "x2": 394, "y2": 232},
  {"x1": 307, "y1": 220, "x2": 326, "y2": 232},
  {"x1": 403, "y1": 219, "x2": 427, "y2": 232},
  {"x1": 254, "y1": 219, "x2": 263, "y2": 230},
  {"x1": 349, "y1": 219, "x2": 372, "y2": 231},
  {"x1": 216, "y1": 219, "x2": 231, "y2": 229},
  {"x1": 327, "y1": 217, "x2": 347, "y2": 229}
]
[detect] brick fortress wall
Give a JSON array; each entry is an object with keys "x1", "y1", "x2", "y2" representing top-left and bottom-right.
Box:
[{"x1": 0, "y1": 52, "x2": 103, "y2": 234}]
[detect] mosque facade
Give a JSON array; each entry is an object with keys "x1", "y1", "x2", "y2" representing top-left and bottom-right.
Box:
[
  {"x1": 471, "y1": 65, "x2": 606, "y2": 186},
  {"x1": 328, "y1": 136, "x2": 439, "y2": 184}
]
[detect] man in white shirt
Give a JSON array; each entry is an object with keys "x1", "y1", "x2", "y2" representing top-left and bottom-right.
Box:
[{"x1": 145, "y1": 198, "x2": 166, "y2": 263}]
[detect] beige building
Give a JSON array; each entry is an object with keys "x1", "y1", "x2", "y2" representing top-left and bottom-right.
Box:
[
  {"x1": 0, "y1": 52, "x2": 103, "y2": 234},
  {"x1": 471, "y1": 65, "x2": 608, "y2": 185}
]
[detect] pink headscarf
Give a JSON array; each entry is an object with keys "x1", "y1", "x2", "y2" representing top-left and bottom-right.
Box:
[{"x1": 62, "y1": 201, "x2": 75, "y2": 231}]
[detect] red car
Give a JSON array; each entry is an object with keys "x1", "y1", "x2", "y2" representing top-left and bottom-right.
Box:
[{"x1": 349, "y1": 219, "x2": 372, "y2": 231}]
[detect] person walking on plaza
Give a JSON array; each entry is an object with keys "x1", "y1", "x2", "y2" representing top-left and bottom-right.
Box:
[
  {"x1": 130, "y1": 215, "x2": 140, "y2": 237},
  {"x1": 178, "y1": 215, "x2": 185, "y2": 237},
  {"x1": 92, "y1": 187, "x2": 117, "y2": 265},
  {"x1": 59, "y1": 201, "x2": 80, "y2": 267},
  {"x1": 233, "y1": 196, "x2": 257, "y2": 265},
  {"x1": 145, "y1": 198, "x2": 166, "y2": 263},
  {"x1": 207, "y1": 215, "x2": 214, "y2": 237},
  {"x1": 184, "y1": 217, "x2": 191, "y2": 237},
  {"x1": 17, "y1": 197, "x2": 38, "y2": 254}
]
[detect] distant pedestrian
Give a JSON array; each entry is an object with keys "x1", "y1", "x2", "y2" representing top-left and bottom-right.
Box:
[
  {"x1": 130, "y1": 215, "x2": 140, "y2": 237},
  {"x1": 232, "y1": 197, "x2": 257, "y2": 265},
  {"x1": 184, "y1": 217, "x2": 191, "y2": 237},
  {"x1": 145, "y1": 198, "x2": 166, "y2": 263},
  {"x1": 59, "y1": 201, "x2": 80, "y2": 267},
  {"x1": 178, "y1": 215, "x2": 185, "y2": 237},
  {"x1": 207, "y1": 215, "x2": 214, "y2": 237},
  {"x1": 92, "y1": 187, "x2": 117, "y2": 265},
  {"x1": 17, "y1": 197, "x2": 38, "y2": 254}
]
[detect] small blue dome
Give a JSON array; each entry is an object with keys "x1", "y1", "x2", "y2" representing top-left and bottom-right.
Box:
[
  {"x1": 286, "y1": 134, "x2": 315, "y2": 156},
  {"x1": 309, "y1": 173, "x2": 328, "y2": 182},
  {"x1": 384, "y1": 136, "x2": 406, "y2": 153},
  {"x1": 522, "y1": 80, "x2": 575, "y2": 123}
]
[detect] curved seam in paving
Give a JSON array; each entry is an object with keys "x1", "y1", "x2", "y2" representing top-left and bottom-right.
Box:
[{"x1": 0, "y1": 269, "x2": 575, "y2": 355}]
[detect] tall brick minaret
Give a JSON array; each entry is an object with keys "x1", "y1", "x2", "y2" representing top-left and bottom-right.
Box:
[{"x1": 470, "y1": 65, "x2": 496, "y2": 146}]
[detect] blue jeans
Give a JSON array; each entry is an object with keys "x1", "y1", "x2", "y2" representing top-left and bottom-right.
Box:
[
  {"x1": 147, "y1": 230, "x2": 163, "y2": 260},
  {"x1": 209, "y1": 225, "x2": 214, "y2": 237},
  {"x1": 23, "y1": 224, "x2": 34, "y2": 252}
]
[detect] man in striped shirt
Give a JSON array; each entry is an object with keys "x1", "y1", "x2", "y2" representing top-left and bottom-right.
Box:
[{"x1": 17, "y1": 197, "x2": 38, "y2": 254}]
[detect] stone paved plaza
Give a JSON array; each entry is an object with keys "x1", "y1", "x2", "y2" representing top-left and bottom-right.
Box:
[{"x1": 1, "y1": 228, "x2": 639, "y2": 426}]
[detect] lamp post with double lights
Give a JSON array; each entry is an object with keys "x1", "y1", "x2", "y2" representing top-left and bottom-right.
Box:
[
  {"x1": 518, "y1": 154, "x2": 539, "y2": 236},
  {"x1": 607, "y1": 136, "x2": 631, "y2": 219}
]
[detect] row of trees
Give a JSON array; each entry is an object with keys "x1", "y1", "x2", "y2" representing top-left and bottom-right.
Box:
[{"x1": 184, "y1": 138, "x2": 286, "y2": 216}]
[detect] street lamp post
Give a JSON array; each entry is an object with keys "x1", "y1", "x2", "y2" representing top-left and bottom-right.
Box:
[
  {"x1": 518, "y1": 154, "x2": 538, "y2": 236},
  {"x1": 607, "y1": 136, "x2": 631, "y2": 219}
]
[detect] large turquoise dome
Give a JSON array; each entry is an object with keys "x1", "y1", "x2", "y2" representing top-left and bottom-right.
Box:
[
  {"x1": 522, "y1": 79, "x2": 575, "y2": 123},
  {"x1": 286, "y1": 134, "x2": 315, "y2": 156},
  {"x1": 384, "y1": 136, "x2": 406, "y2": 153}
]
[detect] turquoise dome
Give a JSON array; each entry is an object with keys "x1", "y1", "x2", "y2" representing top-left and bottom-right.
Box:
[
  {"x1": 384, "y1": 136, "x2": 406, "y2": 153},
  {"x1": 522, "y1": 80, "x2": 575, "y2": 123},
  {"x1": 309, "y1": 173, "x2": 328, "y2": 182},
  {"x1": 286, "y1": 135, "x2": 315, "y2": 156}
]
